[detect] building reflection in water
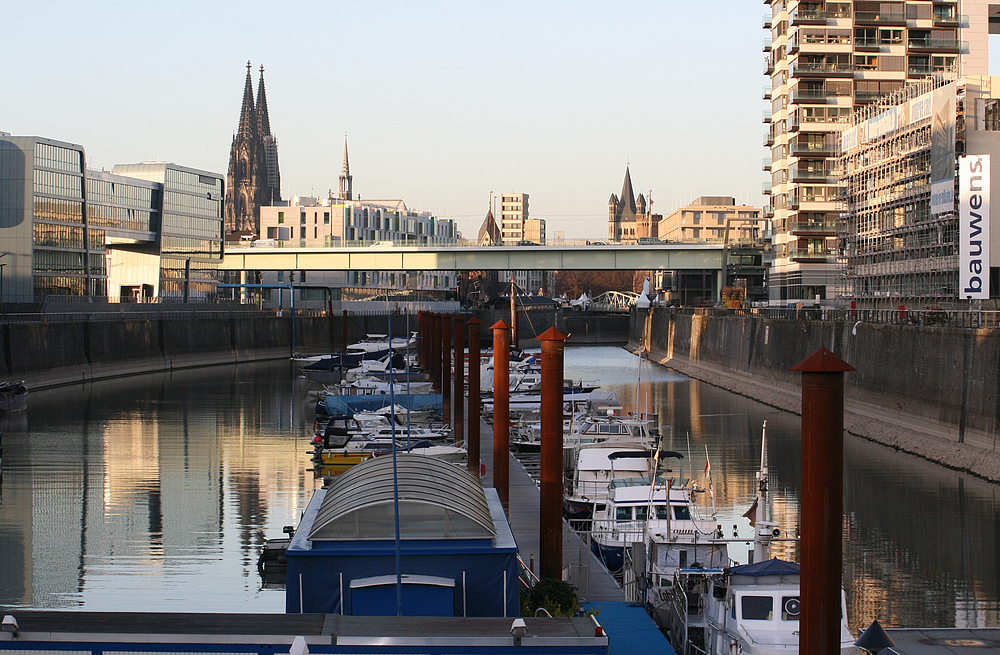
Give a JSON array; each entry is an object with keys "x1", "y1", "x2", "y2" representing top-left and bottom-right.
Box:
[
  {"x1": 0, "y1": 349, "x2": 997, "y2": 630},
  {"x1": 0, "y1": 361, "x2": 320, "y2": 611}
]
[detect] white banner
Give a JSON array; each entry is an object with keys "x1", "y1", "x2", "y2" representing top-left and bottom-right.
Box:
[{"x1": 959, "y1": 155, "x2": 990, "y2": 299}]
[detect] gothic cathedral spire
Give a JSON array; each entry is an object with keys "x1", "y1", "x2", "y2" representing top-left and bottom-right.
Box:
[{"x1": 225, "y1": 62, "x2": 281, "y2": 235}]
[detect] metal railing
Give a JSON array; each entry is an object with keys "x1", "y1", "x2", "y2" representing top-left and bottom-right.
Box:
[{"x1": 681, "y1": 306, "x2": 1000, "y2": 329}]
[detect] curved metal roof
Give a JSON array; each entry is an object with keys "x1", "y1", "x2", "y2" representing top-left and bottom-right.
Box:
[{"x1": 309, "y1": 454, "x2": 496, "y2": 541}]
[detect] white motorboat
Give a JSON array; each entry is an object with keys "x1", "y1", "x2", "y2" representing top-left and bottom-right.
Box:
[
  {"x1": 658, "y1": 421, "x2": 856, "y2": 655},
  {"x1": 563, "y1": 442, "x2": 655, "y2": 527},
  {"x1": 591, "y1": 472, "x2": 726, "y2": 576}
]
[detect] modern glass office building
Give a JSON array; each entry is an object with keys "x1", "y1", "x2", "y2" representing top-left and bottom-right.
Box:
[
  {"x1": 113, "y1": 163, "x2": 225, "y2": 301},
  {"x1": 0, "y1": 133, "x2": 223, "y2": 305}
]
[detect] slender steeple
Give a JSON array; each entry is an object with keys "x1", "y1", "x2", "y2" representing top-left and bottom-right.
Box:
[
  {"x1": 238, "y1": 60, "x2": 256, "y2": 137},
  {"x1": 339, "y1": 135, "x2": 353, "y2": 201},
  {"x1": 256, "y1": 65, "x2": 271, "y2": 136}
]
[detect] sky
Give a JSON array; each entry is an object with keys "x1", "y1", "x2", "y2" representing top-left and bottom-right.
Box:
[{"x1": 4, "y1": 2, "x2": 1000, "y2": 240}]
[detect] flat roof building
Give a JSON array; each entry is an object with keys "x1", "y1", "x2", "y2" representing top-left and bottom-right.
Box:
[
  {"x1": 839, "y1": 75, "x2": 1000, "y2": 307},
  {"x1": 0, "y1": 136, "x2": 222, "y2": 305}
]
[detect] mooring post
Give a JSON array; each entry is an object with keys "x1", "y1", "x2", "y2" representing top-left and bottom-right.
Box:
[
  {"x1": 417, "y1": 311, "x2": 425, "y2": 370},
  {"x1": 453, "y1": 314, "x2": 466, "y2": 448},
  {"x1": 790, "y1": 347, "x2": 854, "y2": 655},
  {"x1": 466, "y1": 318, "x2": 482, "y2": 477},
  {"x1": 427, "y1": 314, "x2": 438, "y2": 390},
  {"x1": 491, "y1": 320, "x2": 511, "y2": 514},
  {"x1": 537, "y1": 327, "x2": 568, "y2": 581},
  {"x1": 442, "y1": 315, "x2": 452, "y2": 427}
]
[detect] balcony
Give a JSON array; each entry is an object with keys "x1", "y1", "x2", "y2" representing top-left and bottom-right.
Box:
[
  {"x1": 907, "y1": 38, "x2": 964, "y2": 53},
  {"x1": 789, "y1": 8, "x2": 828, "y2": 25},
  {"x1": 790, "y1": 88, "x2": 830, "y2": 103},
  {"x1": 763, "y1": 157, "x2": 772, "y2": 171},
  {"x1": 764, "y1": 130, "x2": 775, "y2": 146},
  {"x1": 789, "y1": 219, "x2": 843, "y2": 235},
  {"x1": 763, "y1": 181, "x2": 773, "y2": 195},
  {"x1": 853, "y1": 37, "x2": 881, "y2": 51},
  {"x1": 854, "y1": 10, "x2": 906, "y2": 25},
  {"x1": 791, "y1": 167, "x2": 837, "y2": 183},
  {"x1": 789, "y1": 247, "x2": 839, "y2": 262},
  {"x1": 763, "y1": 205, "x2": 775, "y2": 219},
  {"x1": 763, "y1": 110, "x2": 772, "y2": 123},
  {"x1": 764, "y1": 55, "x2": 775, "y2": 74},
  {"x1": 763, "y1": 13, "x2": 772, "y2": 28},
  {"x1": 933, "y1": 12, "x2": 964, "y2": 27},
  {"x1": 763, "y1": 85, "x2": 772, "y2": 100},
  {"x1": 908, "y1": 63, "x2": 958, "y2": 78},
  {"x1": 763, "y1": 37, "x2": 773, "y2": 52},
  {"x1": 791, "y1": 140, "x2": 837, "y2": 157},
  {"x1": 854, "y1": 89, "x2": 886, "y2": 104},
  {"x1": 791, "y1": 61, "x2": 853, "y2": 78}
]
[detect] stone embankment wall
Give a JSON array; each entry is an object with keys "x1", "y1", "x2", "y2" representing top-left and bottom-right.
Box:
[
  {"x1": 631, "y1": 309, "x2": 1000, "y2": 482},
  {"x1": 0, "y1": 314, "x2": 337, "y2": 389}
]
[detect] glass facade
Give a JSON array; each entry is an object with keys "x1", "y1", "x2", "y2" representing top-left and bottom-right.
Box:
[{"x1": 31, "y1": 141, "x2": 89, "y2": 302}]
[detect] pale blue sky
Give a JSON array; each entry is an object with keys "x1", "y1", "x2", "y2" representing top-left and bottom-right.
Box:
[{"x1": 3, "y1": 2, "x2": 999, "y2": 239}]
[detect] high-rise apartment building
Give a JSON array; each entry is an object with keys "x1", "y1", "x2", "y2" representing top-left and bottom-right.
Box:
[
  {"x1": 499, "y1": 193, "x2": 529, "y2": 244},
  {"x1": 764, "y1": 0, "x2": 989, "y2": 306}
]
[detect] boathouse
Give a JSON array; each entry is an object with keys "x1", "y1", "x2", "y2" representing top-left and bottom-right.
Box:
[{"x1": 285, "y1": 454, "x2": 519, "y2": 616}]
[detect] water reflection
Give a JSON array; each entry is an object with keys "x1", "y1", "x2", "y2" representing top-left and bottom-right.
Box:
[
  {"x1": 0, "y1": 349, "x2": 997, "y2": 629},
  {"x1": 0, "y1": 361, "x2": 319, "y2": 612}
]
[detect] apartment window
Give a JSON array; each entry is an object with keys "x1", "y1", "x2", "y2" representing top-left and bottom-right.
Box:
[
  {"x1": 856, "y1": 55, "x2": 877, "y2": 71},
  {"x1": 692, "y1": 212, "x2": 701, "y2": 225},
  {"x1": 906, "y1": 3, "x2": 932, "y2": 19},
  {"x1": 277, "y1": 211, "x2": 284, "y2": 224},
  {"x1": 324, "y1": 211, "x2": 330, "y2": 224}
]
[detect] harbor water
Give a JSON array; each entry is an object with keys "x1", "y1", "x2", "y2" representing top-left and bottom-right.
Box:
[{"x1": 0, "y1": 346, "x2": 997, "y2": 631}]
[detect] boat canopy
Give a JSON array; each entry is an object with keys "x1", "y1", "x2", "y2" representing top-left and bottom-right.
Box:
[
  {"x1": 730, "y1": 558, "x2": 799, "y2": 577},
  {"x1": 309, "y1": 454, "x2": 496, "y2": 542}
]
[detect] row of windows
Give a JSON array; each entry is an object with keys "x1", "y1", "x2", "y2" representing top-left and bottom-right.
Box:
[
  {"x1": 34, "y1": 143, "x2": 82, "y2": 173},
  {"x1": 34, "y1": 169, "x2": 83, "y2": 199},
  {"x1": 88, "y1": 204, "x2": 156, "y2": 231},
  {"x1": 165, "y1": 168, "x2": 223, "y2": 194},
  {"x1": 33, "y1": 223, "x2": 84, "y2": 249},
  {"x1": 161, "y1": 235, "x2": 222, "y2": 258},
  {"x1": 87, "y1": 178, "x2": 158, "y2": 208},
  {"x1": 34, "y1": 275, "x2": 86, "y2": 297},
  {"x1": 34, "y1": 198, "x2": 83, "y2": 224},
  {"x1": 164, "y1": 192, "x2": 222, "y2": 216},
  {"x1": 33, "y1": 249, "x2": 86, "y2": 273},
  {"x1": 162, "y1": 214, "x2": 222, "y2": 239}
]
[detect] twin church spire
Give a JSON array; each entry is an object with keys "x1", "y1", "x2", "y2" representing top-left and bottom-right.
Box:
[{"x1": 225, "y1": 61, "x2": 281, "y2": 236}]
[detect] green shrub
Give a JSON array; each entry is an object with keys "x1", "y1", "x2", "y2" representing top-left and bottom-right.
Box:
[{"x1": 522, "y1": 578, "x2": 580, "y2": 617}]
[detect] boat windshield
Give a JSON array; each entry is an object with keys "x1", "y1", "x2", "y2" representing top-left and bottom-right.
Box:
[{"x1": 741, "y1": 595, "x2": 774, "y2": 620}]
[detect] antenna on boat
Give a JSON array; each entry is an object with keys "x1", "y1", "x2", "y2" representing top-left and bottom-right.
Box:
[{"x1": 704, "y1": 444, "x2": 717, "y2": 521}]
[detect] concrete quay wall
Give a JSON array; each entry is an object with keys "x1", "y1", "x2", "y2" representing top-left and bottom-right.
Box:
[
  {"x1": 0, "y1": 314, "x2": 338, "y2": 390},
  {"x1": 632, "y1": 309, "x2": 1000, "y2": 482}
]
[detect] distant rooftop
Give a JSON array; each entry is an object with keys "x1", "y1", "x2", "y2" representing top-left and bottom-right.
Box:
[{"x1": 690, "y1": 196, "x2": 736, "y2": 206}]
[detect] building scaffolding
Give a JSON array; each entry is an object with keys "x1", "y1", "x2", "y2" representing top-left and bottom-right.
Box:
[{"x1": 839, "y1": 75, "x2": 964, "y2": 308}]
